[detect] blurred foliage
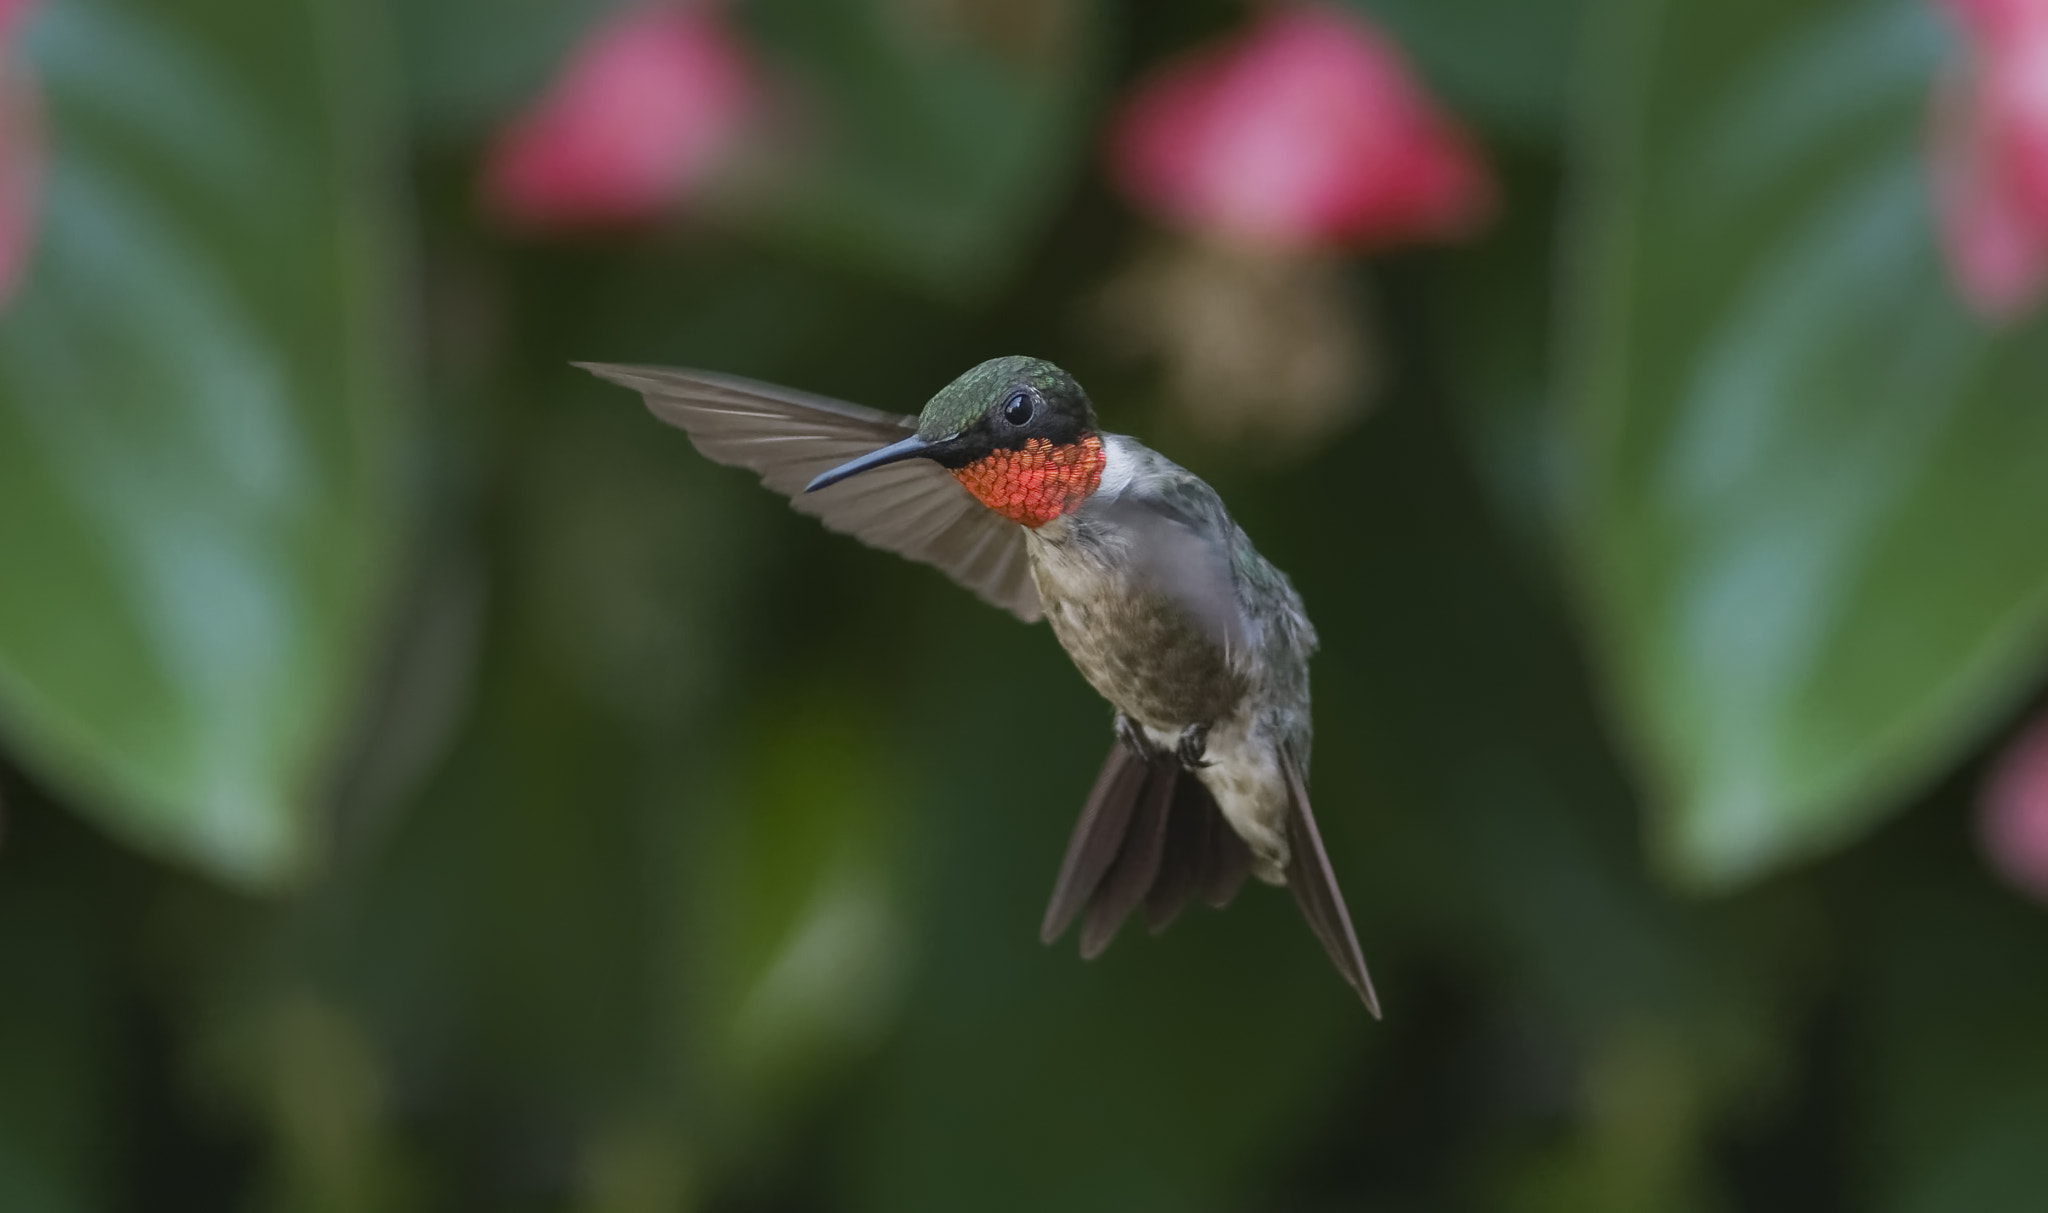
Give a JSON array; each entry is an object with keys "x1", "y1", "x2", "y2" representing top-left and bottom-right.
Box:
[
  {"x1": 2, "y1": 0, "x2": 2047, "y2": 1210},
  {"x1": 1566, "y1": 0, "x2": 2048, "y2": 888},
  {"x1": 0, "y1": 0, "x2": 411, "y2": 882}
]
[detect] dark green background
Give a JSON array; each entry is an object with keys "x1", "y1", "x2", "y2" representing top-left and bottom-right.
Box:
[{"x1": 3, "y1": 0, "x2": 2047, "y2": 1209}]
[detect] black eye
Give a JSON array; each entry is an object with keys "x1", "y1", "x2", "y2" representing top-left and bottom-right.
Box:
[{"x1": 1003, "y1": 391, "x2": 1034, "y2": 426}]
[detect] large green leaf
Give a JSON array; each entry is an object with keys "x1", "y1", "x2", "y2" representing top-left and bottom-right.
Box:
[
  {"x1": 1565, "y1": 0, "x2": 2048, "y2": 885},
  {"x1": 0, "y1": 0, "x2": 411, "y2": 884}
]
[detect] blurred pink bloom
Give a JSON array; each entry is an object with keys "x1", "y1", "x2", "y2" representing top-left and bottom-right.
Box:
[
  {"x1": 0, "y1": 0, "x2": 35, "y2": 40},
  {"x1": 1934, "y1": 0, "x2": 2048, "y2": 320},
  {"x1": 484, "y1": 4, "x2": 757, "y2": 231},
  {"x1": 1982, "y1": 710, "x2": 2048, "y2": 902},
  {"x1": 0, "y1": 0, "x2": 41, "y2": 308},
  {"x1": 1108, "y1": 4, "x2": 1491, "y2": 252}
]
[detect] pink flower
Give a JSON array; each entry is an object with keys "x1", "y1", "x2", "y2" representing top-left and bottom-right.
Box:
[
  {"x1": 483, "y1": 4, "x2": 757, "y2": 232},
  {"x1": 0, "y1": 0, "x2": 42, "y2": 308},
  {"x1": 1982, "y1": 709, "x2": 2048, "y2": 903},
  {"x1": 1933, "y1": 0, "x2": 2048, "y2": 320},
  {"x1": 1108, "y1": 4, "x2": 1491, "y2": 252},
  {"x1": 0, "y1": 0, "x2": 35, "y2": 41}
]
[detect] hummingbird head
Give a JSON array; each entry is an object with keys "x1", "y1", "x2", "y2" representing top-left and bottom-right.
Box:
[{"x1": 806, "y1": 356, "x2": 1108, "y2": 528}]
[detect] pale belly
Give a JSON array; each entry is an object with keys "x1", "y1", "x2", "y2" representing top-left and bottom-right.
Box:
[
  {"x1": 1029, "y1": 545, "x2": 1290, "y2": 881},
  {"x1": 1040, "y1": 587, "x2": 1242, "y2": 731}
]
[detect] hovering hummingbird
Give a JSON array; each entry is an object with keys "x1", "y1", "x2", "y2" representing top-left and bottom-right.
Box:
[{"x1": 581, "y1": 356, "x2": 1378, "y2": 1013}]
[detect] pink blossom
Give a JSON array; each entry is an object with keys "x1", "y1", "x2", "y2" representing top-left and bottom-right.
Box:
[
  {"x1": 483, "y1": 4, "x2": 757, "y2": 232},
  {"x1": 0, "y1": 0, "x2": 41, "y2": 308},
  {"x1": 1934, "y1": 0, "x2": 2048, "y2": 320},
  {"x1": 1982, "y1": 710, "x2": 2048, "y2": 903},
  {"x1": 1108, "y1": 4, "x2": 1490, "y2": 252},
  {"x1": 0, "y1": 0, "x2": 36, "y2": 41}
]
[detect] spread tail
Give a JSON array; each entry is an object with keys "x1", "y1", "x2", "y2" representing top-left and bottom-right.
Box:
[
  {"x1": 1040, "y1": 740, "x2": 1380, "y2": 1016},
  {"x1": 1040, "y1": 741, "x2": 1251, "y2": 956}
]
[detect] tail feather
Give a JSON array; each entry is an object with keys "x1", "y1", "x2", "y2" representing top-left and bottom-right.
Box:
[
  {"x1": 1280, "y1": 746, "x2": 1381, "y2": 1016},
  {"x1": 1039, "y1": 742, "x2": 1149, "y2": 944},
  {"x1": 1044, "y1": 740, "x2": 1378, "y2": 1018},
  {"x1": 1043, "y1": 740, "x2": 1255, "y2": 956},
  {"x1": 1079, "y1": 762, "x2": 1174, "y2": 957},
  {"x1": 1142, "y1": 774, "x2": 1210, "y2": 933},
  {"x1": 1198, "y1": 796, "x2": 1253, "y2": 910}
]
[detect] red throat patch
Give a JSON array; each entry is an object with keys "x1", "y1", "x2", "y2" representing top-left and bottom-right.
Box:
[{"x1": 950, "y1": 435, "x2": 1107, "y2": 528}]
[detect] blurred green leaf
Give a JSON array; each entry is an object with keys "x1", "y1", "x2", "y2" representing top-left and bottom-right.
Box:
[
  {"x1": 695, "y1": 699, "x2": 910, "y2": 1107},
  {"x1": 393, "y1": 0, "x2": 613, "y2": 141},
  {"x1": 1565, "y1": 0, "x2": 2048, "y2": 885},
  {"x1": 227, "y1": 994, "x2": 423, "y2": 1213},
  {"x1": 0, "y1": 0, "x2": 412, "y2": 883},
  {"x1": 740, "y1": 0, "x2": 1106, "y2": 294},
  {"x1": 1352, "y1": 0, "x2": 1586, "y2": 141}
]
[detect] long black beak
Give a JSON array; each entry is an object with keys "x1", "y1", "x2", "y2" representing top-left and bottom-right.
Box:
[{"x1": 804, "y1": 432, "x2": 938, "y2": 492}]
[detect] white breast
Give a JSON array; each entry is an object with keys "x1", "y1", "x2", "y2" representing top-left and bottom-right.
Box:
[{"x1": 1096, "y1": 433, "x2": 1139, "y2": 501}]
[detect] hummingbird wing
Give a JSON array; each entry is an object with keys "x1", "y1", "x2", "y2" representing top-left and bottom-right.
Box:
[
  {"x1": 1088, "y1": 444, "x2": 1250, "y2": 658},
  {"x1": 579, "y1": 363, "x2": 1043, "y2": 622},
  {"x1": 1099, "y1": 501, "x2": 1248, "y2": 658},
  {"x1": 1281, "y1": 747, "x2": 1380, "y2": 1016}
]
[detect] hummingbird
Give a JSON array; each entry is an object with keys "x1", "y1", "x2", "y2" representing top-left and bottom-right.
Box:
[{"x1": 581, "y1": 356, "x2": 1378, "y2": 1013}]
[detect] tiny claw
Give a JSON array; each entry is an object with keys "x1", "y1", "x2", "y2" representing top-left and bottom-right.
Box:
[
  {"x1": 1177, "y1": 724, "x2": 1212, "y2": 770},
  {"x1": 1114, "y1": 712, "x2": 1153, "y2": 757}
]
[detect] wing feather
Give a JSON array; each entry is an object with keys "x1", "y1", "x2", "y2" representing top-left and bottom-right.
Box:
[
  {"x1": 580, "y1": 363, "x2": 1041, "y2": 621},
  {"x1": 1094, "y1": 491, "x2": 1246, "y2": 658}
]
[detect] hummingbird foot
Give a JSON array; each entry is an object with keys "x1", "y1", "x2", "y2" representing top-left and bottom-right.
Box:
[
  {"x1": 1176, "y1": 724, "x2": 1212, "y2": 771},
  {"x1": 1114, "y1": 712, "x2": 1159, "y2": 758}
]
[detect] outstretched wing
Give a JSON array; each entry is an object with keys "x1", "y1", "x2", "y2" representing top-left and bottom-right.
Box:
[{"x1": 580, "y1": 363, "x2": 1041, "y2": 622}]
